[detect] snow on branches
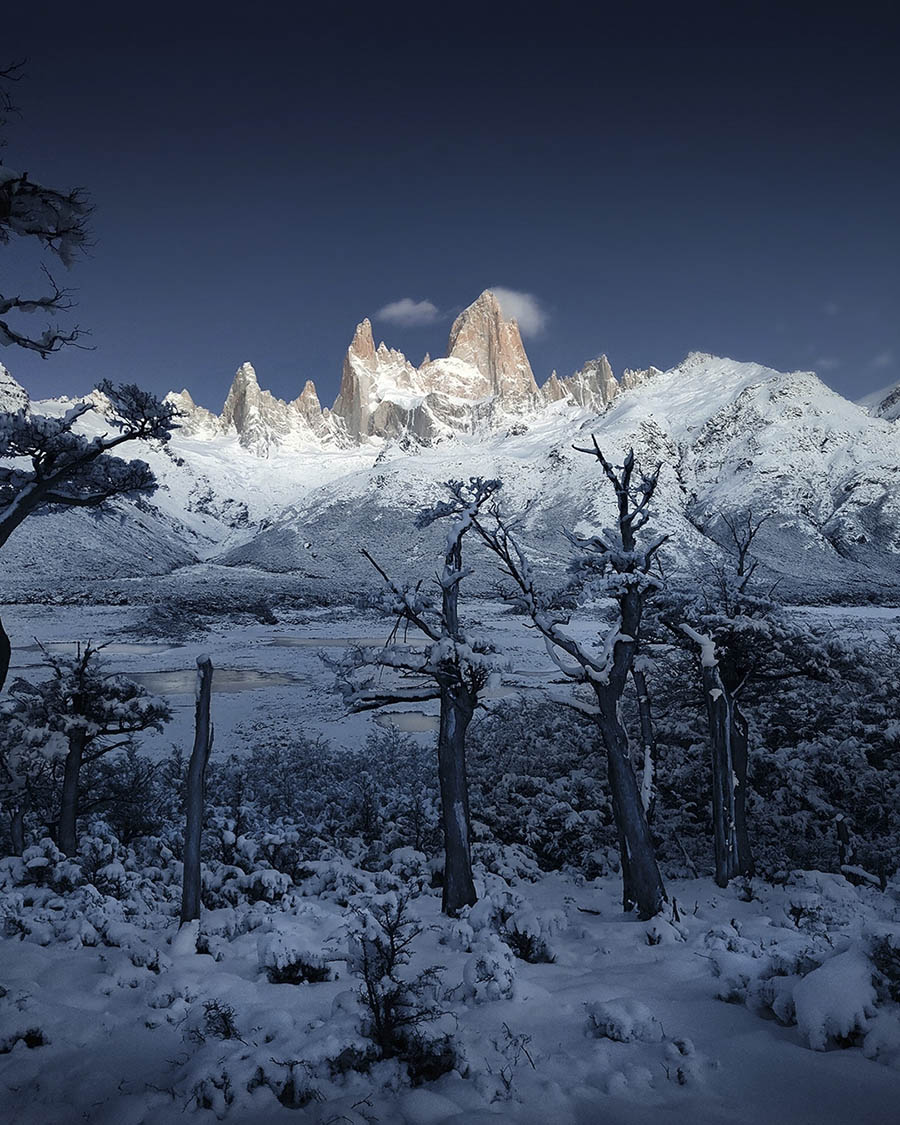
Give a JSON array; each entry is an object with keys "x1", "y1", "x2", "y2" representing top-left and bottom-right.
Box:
[{"x1": 0, "y1": 383, "x2": 179, "y2": 549}]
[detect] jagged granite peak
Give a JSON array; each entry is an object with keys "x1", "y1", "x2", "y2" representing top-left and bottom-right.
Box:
[
  {"x1": 350, "y1": 319, "x2": 376, "y2": 366},
  {"x1": 217, "y1": 363, "x2": 341, "y2": 453},
  {"x1": 447, "y1": 289, "x2": 539, "y2": 399},
  {"x1": 545, "y1": 354, "x2": 619, "y2": 411},
  {"x1": 0, "y1": 363, "x2": 29, "y2": 412},
  {"x1": 292, "y1": 379, "x2": 323, "y2": 421},
  {"x1": 164, "y1": 388, "x2": 219, "y2": 436},
  {"x1": 620, "y1": 365, "x2": 664, "y2": 392}
]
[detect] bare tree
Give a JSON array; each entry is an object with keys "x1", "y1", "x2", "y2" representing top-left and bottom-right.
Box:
[
  {"x1": 720, "y1": 509, "x2": 770, "y2": 587},
  {"x1": 1, "y1": 61, "x2": 93, "y2": 356},
  {"x1": 472, "y1": 444, "x2": 668, "y2": 918},
  {"x1": 0, "y1": 381, "x2": 179, "y2": 688},
  {"x1": 181, "y1": 656, "x2": 213, "y2": 929},
  {"x1": 339, "y1": 478, "x2": 501, "y2": 914}
]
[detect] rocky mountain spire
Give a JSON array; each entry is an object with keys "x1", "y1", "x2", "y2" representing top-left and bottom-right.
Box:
[
  {"x1": 447, "y1": 290, "x2": 538, "y2": 400},
  {"x1": 292, "y1": 379, "x2": 323, "y2": 422},
  {"x1": 542, "y1": 355, "x2": 618, "y2": 411},
  {"x1": 219, "y1": 363, "x2": 336, "y2": 453},
  {"x1": 332, "y1": 320, "x2": 377, "y2": 440}
]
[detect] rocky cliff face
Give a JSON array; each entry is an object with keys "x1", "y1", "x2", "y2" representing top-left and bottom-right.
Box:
[
  {"x1": 869, "y1": 383, "x2": 900, "y2": 423},
  {"x1": 542, "y1": 355, "x2": 618, "y2": 411},
  {"x1": 0, "y1": 364, "x2": 28, "y2": 412},
  {"x1": 445, "y1": 289, "x2": 538, "y2": 400}
]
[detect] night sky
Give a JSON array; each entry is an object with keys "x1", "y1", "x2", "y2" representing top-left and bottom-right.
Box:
[{"x1": 3, "y1": 10, "x2": 899, "y2": 411}]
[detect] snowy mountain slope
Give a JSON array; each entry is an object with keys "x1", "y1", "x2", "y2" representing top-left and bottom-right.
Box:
[
  {"x1": 860, "y1": 380, "x2": 900, "y2": 423},
  {"x1": 2, "y1": 307, "x2": 900, "y2": 602},
  {"x1": 216, "y1": 354, "x2": 900, "y2": 600}
]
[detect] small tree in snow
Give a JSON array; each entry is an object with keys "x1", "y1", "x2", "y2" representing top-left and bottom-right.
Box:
[
  {"x1": 338, "y1": 478, "x2": 501, "y2": 914},
  {"x1": 1, "y1": 643, "x2": 170, "y2": 855},
  {"x1": 472, "y1": 443, "x2": 668, "y2": 918},
  {"x1": 0, "y1": 382, "x2": 179, "y2": 688}
]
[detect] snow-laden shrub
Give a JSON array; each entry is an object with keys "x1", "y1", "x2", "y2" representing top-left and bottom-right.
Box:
[
  {"x1": 257, "y1": 929, "x2": 331, "y2": 984},
  {"x1": 466, "y1": 699, "x2": 614, "y2": 875},
  {"x1": 585, "y1": 998, "x2": 664, "y2": 1043},
  {"x1": 459, "y1": 934, "x2": 517, "y2": 1004},
  {"x1": 344, "y1": 893, "x2": 458, "y2": 1084},
  {"x1": 793, "y1": 948, "x2": 877, "y2": 1050}
]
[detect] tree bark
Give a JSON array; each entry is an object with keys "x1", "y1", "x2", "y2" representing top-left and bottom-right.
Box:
[
  {"x1": 9, "y1": 805, "x2": 25, "y2": 855},
  {"x1": 632, "y1": 667, "x2": 658, "y2": 821},
  {"x1": 730, "y1": 700, "x2": 754, "y2": 878},
  {"x1": 437, "y1": 687, "x2": 477, "y2": 915},
  {"x1": 699, "y1": 664, "x2": 754, "y2": 885},
  {"x1": 596, "y1": 692, "x2": 667, "y2": 918},
  {"x1": 0, "y1": 612, "x2": 10, "y2": 694},
  {"x1": 58, "y1": 729, "x2": 86, "y2": 857},
  {"x1": 180, "y1": 656, "x2": 213, "y2": 928}
]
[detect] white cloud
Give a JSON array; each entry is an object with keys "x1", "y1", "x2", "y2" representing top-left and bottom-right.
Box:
[
  {"x1": 491, "y1": 288, "x2": 548, "y2": 337},
  {"x1": 870, "y1": 349, "x2": 895, "y2": 370},
  {"x1": 375, "y1": 298, "x2": 440, "y2": 327},
  {"x1": 814, "y1": 356, "x2": 841, "y2": 371}
]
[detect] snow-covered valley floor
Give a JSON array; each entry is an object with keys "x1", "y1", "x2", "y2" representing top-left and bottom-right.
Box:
[
  {"x1": 1, "y1": 600, "x2": 899, "y2": 1123},
  {"x1": 2, "y1": 864, "x2": 900, "y2": 1124}
]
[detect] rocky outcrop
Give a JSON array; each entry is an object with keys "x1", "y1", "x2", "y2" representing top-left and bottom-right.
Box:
[
  {"x1": 165, "y1": 389, "x2": 219, "y2": 436},
  {"x1": 621, "y1": 365, "x2": 664, "y2": 392},
  {"x1": 215, "y1": 363, "x2": 342, "y2": 453},
  {"x1": 543, "y1": 355, "x2": 618, "y2": 412},
  {"x1": 870, "y1": 383, "x2": 900, "y2": 423},
  {"x1": 0, "y1": 363, "x2": 28, "y2": 412}
]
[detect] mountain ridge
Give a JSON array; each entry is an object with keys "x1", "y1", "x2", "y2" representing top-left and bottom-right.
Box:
[{"x1": 1, "y1": 305, "x2": 898, "y2": 603}]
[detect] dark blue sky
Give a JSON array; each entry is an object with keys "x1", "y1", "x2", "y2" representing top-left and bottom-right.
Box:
[{"x1": 3, "y1": 10, "x2": 899, "y2": 411}]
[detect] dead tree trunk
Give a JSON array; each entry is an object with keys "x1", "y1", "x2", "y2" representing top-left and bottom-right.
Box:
[
  {"x1": 730, "y1": 699, "x2": 754, "y2": 878},
  {"x1": 9, "y1": 805, "x2": 24, "y2": 855},
  {"x1": 438, "y1": 687, "x2": 477, "y2": 914},
  {"x1": 632, "y1": 666, "x2": 659, "y2": 821},
  {"x1": 684, "y1": 627, "x2": 754, "y2": 886},
  {"x1": 597, "y1": 693, "x2": 665, "y2": 915},
  {"x1": 180, "y1": 656, "x2": 214, "y2": 928},
  {"x1": 0, "y1": 613, "x2": 10, "y2": 694},
  {"x1": 58, "y1": 729, "x2": 86, "y2": 857}
]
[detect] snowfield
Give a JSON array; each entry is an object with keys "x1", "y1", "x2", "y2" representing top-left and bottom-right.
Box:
[{"x1": 2, "y1": 856, "x2": 900, "y2": 1123}]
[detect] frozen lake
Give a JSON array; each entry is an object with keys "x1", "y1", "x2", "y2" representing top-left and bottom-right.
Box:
[{"x1": 4, "y1": 600, "x2": 897, "y2": 761}]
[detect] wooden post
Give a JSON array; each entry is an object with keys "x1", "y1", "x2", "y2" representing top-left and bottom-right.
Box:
[{"x1": 180, "y1": 656, "x2": 213, "y2": 928}]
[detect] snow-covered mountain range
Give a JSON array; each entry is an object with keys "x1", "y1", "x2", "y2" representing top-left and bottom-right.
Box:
[{"x1": 2, "y1": 289, "x2": 899, "y2": 602}]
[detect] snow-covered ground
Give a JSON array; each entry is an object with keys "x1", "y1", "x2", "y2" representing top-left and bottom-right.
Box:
[
  {"x1": 2, "y1": 859, "x2": 899, "y2": 1123},
  {"x1": 2, "y1": 602, "x2": 900, "y2": 1123}
]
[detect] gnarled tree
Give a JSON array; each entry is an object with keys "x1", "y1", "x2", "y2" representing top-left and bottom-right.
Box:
[
  {"x1": 0, "y1": 382, "x2": 179, "y2": 688},
  {"x1": 1, "y1": 61, "x2": 92, "y2": 357},
  {"x1": 473, "y1": 443, "x2": 668, "y2": 918},
  {"x1": 338, "y1": 478, "x2": 501, "y2": 914}
]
